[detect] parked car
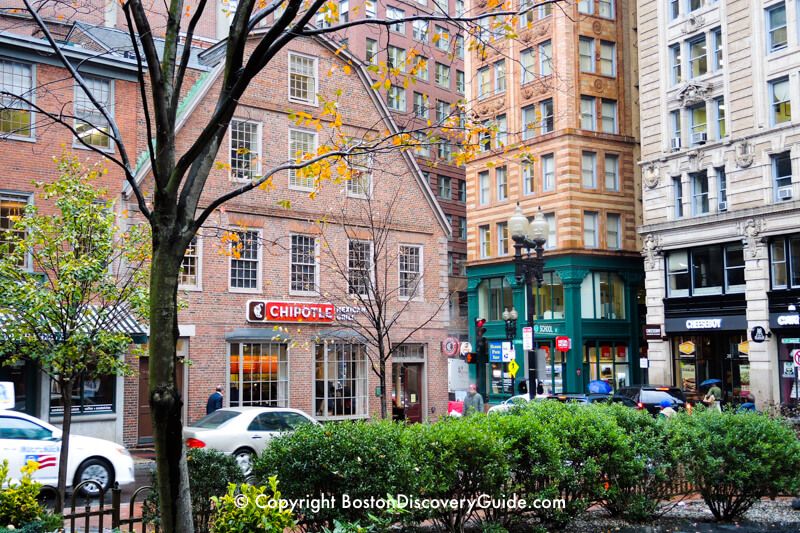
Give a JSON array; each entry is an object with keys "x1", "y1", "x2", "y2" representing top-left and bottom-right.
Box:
[
  {"x1": 183, "y1": 407, "x2": 319, "y2": 475},
  {"x1": 0, "y1": 409, "x2": 135, "y2": 494},
  {"x1": 616, "y1": 385, "x2": 689, "y2": 415},
  {"x1": 487, "y1": 394, "x2": 531, "y2": 414},
  {"x1": 545, "y1": 393, "x2": 615, "y2": 404}
]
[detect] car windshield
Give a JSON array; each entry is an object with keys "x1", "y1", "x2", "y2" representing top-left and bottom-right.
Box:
[
  {"x1": 189, "y1": 410, "x2": 240, "y2": 428},
  {"x1": 641, "y1": 390, "x2": 685, "y2": 404}
]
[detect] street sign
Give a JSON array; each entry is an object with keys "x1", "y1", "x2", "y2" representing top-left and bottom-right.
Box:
[
  {"x1": 522, "y1": 327, "x2": 532, "y2": 350},
  {"x1": 502, "y1": 342, "x2": 514, "y2": 362},
  {"x1": 793, "y1": 349, "x2": 800, "y2": 367},
  {"x1": 555, "y1": 336, "x2": 571, "y2": 351},
  {"x1": 750, "y1": 326, "x2": 767, "y2": 343},
  {"x1": 508, "y1": 360, "x2": 520, "y2": 377},
  {"x1": 639, "y1": 358, "x2": 649, "y2": 369},
  {"x1": 442, "y1": 336, "x2": 460, "y2": 357},
  {"x1": 460, "y1": 342, "x2": 472, "y2": 355},
  {"x1": 489, "y1": 342, "x2": 504, "y2": 362},
  {"x1": 783, "y1": 338, "x2": 800, "y2": 344},
  {"x1": 533, "y1": 323, "x2": 562, "y2": 335}
]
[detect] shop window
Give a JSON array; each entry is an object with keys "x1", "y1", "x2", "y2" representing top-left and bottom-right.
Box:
[
  {"x1": 584, "y1": 341, "x2": 628, "y2": 390},
  {"x1": 724, "y1": 244, "x2": 745, "y2": 293},
  {"x1": 667, "y1": 251, "x2": 690, "y2": 297},
  {"x1": 692, "y1": 246, "x2": 723, "y2": 295},
  {"x1": 532, "y1": 271, "x2": 565, "y2": 320},
  {"x1": 314, "y1": 342, "x2": 368, "y2": 418},
  {"x1": 770, "y1": 235, "x2": 800, "y2": 289},
  {"x1": 580, "y1": 271, "x2": 626, "y2": 319},
  {"x1": 477, "y1": 276, "x2": 513, "y2": 321},
  {"x1": 229, "y1": 342, "x2": 289, "y2": 407},
  {"x1": 50, "y1": 369, "x2": 115, "y2": 415}
]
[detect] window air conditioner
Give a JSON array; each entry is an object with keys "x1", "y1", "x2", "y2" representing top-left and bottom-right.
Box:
[
  {"x1": 778, "y1": 186, "x2": 793, "y2": 200},
  {"x1": 692, "y1": 132, "x2": 707, "y2": 145},
  {"x1": 718, "y1": 201, "x2": 727, "y2": 212},
  {"x1": 670, "y1": 137, "x2": 682, "y2": 151}
]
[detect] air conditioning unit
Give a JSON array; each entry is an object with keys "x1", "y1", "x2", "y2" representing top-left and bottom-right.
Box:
[
  {"x1": 692, "y1": 132, "x2": 708, "y2": 145},
  {"x1": 670, "y1": 137, "x2": 682, "y2": 151},
  {"x1": 718, "y1": 201, "x2": 727, "y2": 212},
  {"x1": 778, "y1": 186, "x2": 793, "y2": 200}
]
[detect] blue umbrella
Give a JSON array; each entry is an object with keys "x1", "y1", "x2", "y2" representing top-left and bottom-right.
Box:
[
  {"x1": 587, "y1": 380, "x2": 613, "y2": 394},
  {"x1": 700, "y1": 378, "x2": 722, "y2": 387}
]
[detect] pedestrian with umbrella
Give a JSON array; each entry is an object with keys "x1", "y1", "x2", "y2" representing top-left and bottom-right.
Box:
[
  {"x1": 701, "y1": 379, "x2": 722, "y2": 411},
  {"x1": 587, "y1": 380, "x2": 613, "y2": 394}
]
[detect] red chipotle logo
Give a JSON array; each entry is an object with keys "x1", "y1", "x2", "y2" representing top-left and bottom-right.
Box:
[{"x1": 247, "y1": 300, "x2": 346, "y2": 323}]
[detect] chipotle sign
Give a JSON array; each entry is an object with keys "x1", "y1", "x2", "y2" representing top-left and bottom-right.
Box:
[{"x1": 247, "y1": 300, "x2": 360, "y2": 323}]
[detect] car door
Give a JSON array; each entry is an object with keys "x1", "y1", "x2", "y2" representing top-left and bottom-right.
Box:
[
  {"x1": 0, "y1": 414, "x2": 60, "y2": 486},
  {"x1": 245, "y1": 412, "x2": 287, "y2": 455}
]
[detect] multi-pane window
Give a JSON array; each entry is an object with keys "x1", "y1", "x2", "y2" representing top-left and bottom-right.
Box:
[
  {"x1": 414, "y1": 56, "x2": 429, "y2": 80},
  {"x1": 582, "y1": 151, "x2": 597, "y2": 188},
  {"x1": 415, "y1": 133, "x2": 430, "y2": 157},
  {"x1": 348, "y1": 240, "x2": 372, "y2": 296},
  {"x1": 494, "y1": 61, "x2": 506, "y2": 93},
  {"x1": 539, "y1": 3, "x2": 552, "y2": 18},
  {"x1": 387, "y1": 6, "x2": 405, "y2": 33},
  {"x1": 230, "y1": 342, "x2": 289, "y2": 408},
  {"x1": 288, "y1": 53, "x2": 317, "y2": 104},
  {"x1": 688, "y1": 0, "x2": 702, "y2": 13},
  {"x1": 479, "y1": 171, "x2": 490, "y2": 204},
  {"x1": 437, "y1": 141, "x2": 451, "y2": 162},
  {"x1": 455, "y1": 0, "x2": 464, "y2": 17},
  {"x1": 339, "y1": 0, "x2": 349, "y2": 22},
  {"x1": 717, "y1": 166, "x2": 727, "y2": 205},
  {"x1": 667, "y1": 244, "x2": 747, "y2": 297},
  {"x1": 289, "y1": 129, "x2": 316, "y2": 189},
  {"x1": 540, "y1": 98, "x2": 554, "y2": 133},
  {"x1": 179, "y1": 236, "x2": 200, "y2": 288},
  {"x1": 578, "y1": 0, "x2": 592, "y2": 14},
  {"x1": 365, "y1": 0, "x2": 376, "y2": 18},
  {"x1": 497, "y1": 222, "x2": 508, "y2": 256},
  {"x1": 387, "y1": 85, "x2": 405, "y2": 111},
  {"x1": 399, "y1": 245, "x2": 422, "y2": 298},
  {"x1": 455, "y1": 35, "x2": 464, "y2": 58},
  {"x1": 74, "y1": 76, "x2": 113, "y2": 149},
  {"x1": 598, "y1": 0, "x2": 613, "y2": 18},
  {"x1": 413, "y1": 93, "x2": 428, "y2": 118},
  {"x1": 674, "y1": 176, "x2": 684, "y2": 218},
  {"x1": 520, "y1": 0, "x2": 535, "y2": 25},
  {"x1": 544, "y1": 213, "x2": 556, "y2": 249},
  {"x1": 436, "y1": 100, "x2": 449, "y2": 122},
  {"x1": 478, "y1": 67, "x2": 491, "y2": 98},
  {"x1": 600, "y1": 41, "x2": 615, "y2": 76},
  {"x1": 387, "y1": 46, "x2": 406, "y2": 72},
  {"x1": 523, "y1": 162, "x2": 535, "y2": 195},
  {"x1": 457, "y1": 179, "x2": 466, "y2": 202},
  {"x1": 773, "y1": 152, "x2": 792, "y2": 201},
  {"x1": 670, "y1": 44, "x2": 682, "y2": 85},
  {"x1": 230, "y1": 231, "x2": 260, "y2": 291},
  {"x1": 522, "y1": 104, "x2": 537, "y2": 139},
  {"x1": 771, "y1": 77, "x2": 791, "y2": 125},
  {"x1": 716, "y1": 98, "x2": 726, "y2": 138},
  {"x1": 539, "y1": 40, "x2": 553, "y2": 76},
  {"x1": 366, "y1": 38, "x2": 378, "y2": 64},
  {"x1": 413, "y1": 20, "x2": 429, "y2": 41},
  {"x1": 479, "y1": 225, "x2": 491, "y2": 258},
  {"x1": 605, "y1": 154, "x2": 619, "y2": 190},
  {"x1": 581, "y1": 96, "x2": 596, "y2": 130},
  {"x1": 0, "y1": 193, "x2": 30, "y2": 267},
  {"x1": 435, "y1": 26, "x2": 450, "y2": 50},
  {"x1": 438, "y1": 175, "x2": 452, "y2": 199},
  {"x1": 456, "y1": 70, "x2": 465, "y2": 93},
  {"x1": 435, "y1": 63, "x2": 450, "y2": 88},
  {"x1": 314, "y1": 342, "x2": 368, "y2": 418},
  {"x1": 0, "y1": 60, "x2": 33, "y2": 138},
  {"x1": 521, "y1": 49, "x2": 535, "y2": 84},
  {"x1": 607, "y1": 214, "x2": 620, "y2": 249},
  {"x1": 580, "y1": 273, "x2": 626, "y2": 320},
  {"x1": 690, "y1": 104, "x2": 707, "y2": 143},
  {"x1": 688, "y1": 35, "x2": 707, "y2": 78},
  {"x1": 712, "y1": 28, "x2": 723, "y2": 70},
  {"x1": 767, "y1": 4, "x2": 787, "y2": 53},
  {"x1": 669, "y1": 0, "x2": 679, "y2": 20},
  {"x1": 601, "y1": 99, "x2": 617, "y2": 133},
  {"x1": 770, "y1": 235, "x2": 800, "y2": 289},
  {"x1": 691, "y1": 170, "x2": 709, "y2": 215},
  {"x1": 346, "y1": 146, "x2": 371, "y2": 197},
  {"x1": 230, "y1": 120, "x2": 261, "y2": 180},
  {"x1": 579, "y1": 37, "x2": 595, "y2": 72},
  {"x1": 496, "y1": 115, "x2": 507, "y2": 148},
  {"x1": 496, "y1": 166, "x2": 508, "y2": 201},
  {"x1": 584, "y1": 211, "x2": 598, "y2": 248},
  {"x1": 542, "y1": 154, "x2": 555, "y2": 190},
  {"x1": 667, "y1": 251, "x2": 690, "y2": 297},
  {"x1": 290, "y1": 234, "x2": 317, "y2": 293},
  {"x1": 671, "y1": 110, "x2": 682, "y2": 147},
  {"x1": 724, "y1": 244, "x2": 746, "y2": 293}
]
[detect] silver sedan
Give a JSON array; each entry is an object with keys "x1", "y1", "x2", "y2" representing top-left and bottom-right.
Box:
[{"x1": 183, "y1": 407, "x2": 319, "y2": 474}]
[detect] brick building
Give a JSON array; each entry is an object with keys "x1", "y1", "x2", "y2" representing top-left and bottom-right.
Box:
[{"x1": 463, "y1": 0, "x2": 644, "y2": 401}]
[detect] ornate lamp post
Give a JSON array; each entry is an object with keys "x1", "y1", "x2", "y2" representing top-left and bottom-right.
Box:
[
  {"x1": 508, "y1": 203, "x2": 549, "y2": 396},
  {"x1": 502, "y1": 307, "x2": 519, "y2": 340}
]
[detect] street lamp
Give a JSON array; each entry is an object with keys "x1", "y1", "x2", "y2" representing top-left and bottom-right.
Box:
[
  {"x1": 502, "y1": 307, "x2": 518, "y2": 340},
  {"x1": 508, "y1": 203, "x2": 549, "y2": 397}
]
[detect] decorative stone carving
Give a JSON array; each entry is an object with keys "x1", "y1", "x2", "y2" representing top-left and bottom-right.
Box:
[
  {"x1": 554, "y1": 268, "x2": 590, "y2": 288},
  {"x1": 538, "y1": 24, "x2": 549, "y2": 36},
  {"x1": 521, "y1": 88, "x2": 534, "y2": 100},
  {"x1": 735, "y1": 139, "x2": 754, "y2": 168},
  {"x1": 643, "y1": 163, "x2": 659, "y2": 189},
  {"x1": 592, "y1": 21, "x2": 602, "y2": 34},
  {"x1": 688, "y1": 149, "x2": 704, "y2": 171},
  {"x1": 493, "y1": 99, "x2": 505, "y2": 111},
  {"x1": 737, "y1": 218, "x2": 767, "y2": 258},
  {"x1": 593, "y1": 79, "x2": 604, "y2": 92},
  {"x1": 504, "y1": 274, "x2": 522, "y2": 288},
  {"x1": 641, "y1": 234, "x2": 663, "y2": 270},
  {"x1": 521, "y1": 31, "x2": 532, "y2": 43},
  {"x1": 677, "y1": 82, "x2": 711, "y2": 108},
  {"x1": 539, "y1": 84, "x2": 549, "y2": 94},
  {"x1": 467, "y1": 277, "x2": 483, "y2": 291},
  {"x1": 682, "y1": 14, "x2": 705, "y2": 34}
]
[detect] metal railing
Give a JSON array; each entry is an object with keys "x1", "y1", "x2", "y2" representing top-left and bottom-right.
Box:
[{"x1": 40, "y1": 482, "x2": 152, "y2": 533}]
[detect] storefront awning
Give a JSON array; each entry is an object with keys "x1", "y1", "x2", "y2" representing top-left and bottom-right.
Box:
[
  {"x1": 0, "y1": 305, "x2": 147, "y2": 344},
  {"x1": 225, "y1": 328, "x2": 292, "y2": 342}
]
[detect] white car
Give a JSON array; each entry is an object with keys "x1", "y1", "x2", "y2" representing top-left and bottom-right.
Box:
[
  {"x1": 183, "y1": 407, "x2": 319, "y2": 474},
  {"x1": 487, "y1": 394, "x2": 531, "y2": 414},
  {"x1": 0, "y1": 410, "x2": 135, "y2": 494}
]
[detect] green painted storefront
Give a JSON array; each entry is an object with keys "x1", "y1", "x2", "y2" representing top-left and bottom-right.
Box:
[{"x1": 466, "y1": 254, "x2": 645, "y2": 403}]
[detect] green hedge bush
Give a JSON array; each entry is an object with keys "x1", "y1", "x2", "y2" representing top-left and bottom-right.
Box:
[{"x1": 0, "y1": 460, "x2": 49, "y2": 528}]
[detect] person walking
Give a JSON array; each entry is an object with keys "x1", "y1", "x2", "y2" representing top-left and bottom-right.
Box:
[
  {"x1": 703, "y1": 383, "x2": 723, "y2": 412},
  {"x1": 463, "y1": 384, "x2": 484, "y2": 415},
  {"x1": 658, "y1": 399, "x2": 676, "y2": 419},
  {"x1": 206, "y1": 385, "x2": 224, "y2": 414}
]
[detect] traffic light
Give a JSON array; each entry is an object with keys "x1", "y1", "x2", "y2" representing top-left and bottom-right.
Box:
[
  {"x1": 465, "y1": 352, "x2": 478, "y2": 364},
  {"x1": 475, "y1": 317, "x2": 488, "y2": 357}
]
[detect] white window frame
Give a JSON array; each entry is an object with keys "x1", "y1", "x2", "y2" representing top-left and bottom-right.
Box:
[
  {"x1": 578, "y1": 0, "x2": 593, "y2": 15},
  {"x1": 542, "y1": 154, "x2": 555, "y2": 191},
  {"x1": 387, "y1": 85, "x2": 406, "y2": 112},
  {"x1": 288, "y1": 128, "x2": 318, "y2": 190},
  {"x1": 414, "y1": 55, "x2": 429, "y2": 81},
  {"x1": 345, "y1": 148, "x2": 373, "y2": 199},
  {"x1": 0, "y1": 191, "x2": 32, "y2": 269},
  {"x1": 521, "y1": 48, "x2": 535, "y2": 84},
  {"x1": 770, "y1": 77, "x2": 791, "y2": 126},
  {"x1": 598, "y1": 0, "x2": 613, "y2": 18},
  {"x1": 691, "y1": 170, "x2": 709, "y2": 215},
  {"x1": 74, "y1": 75, "x2": 114, "y2": 151},
  {"x1": 540, "y1": 98, "x2": 554, "y2": 133},
  {"x1": 413, "y1": 92, "x2": 429, "y2": 118},
  {"x1": 601, "y1": 99, "x2": 617, "y2": 133},
  {"x1": 539, "y1": 40, "x2": 553, "y2": 76},
  {"x1": 413, "y1": 19, "x2": 429, "y2": 41},
  {"x1": 387, "y1": 6, "x2": 405, "y2": 33},
  {"x1": 496, "y1": 166, "x2": 508, "y2": 201},
  {"x1": 438, "y1": 175, "x2": 452, "y2": 199},
  {"x1": 582, "y1": 151, "x2": 597, "y2": 188},
  {"x1": 479, "y1": 171, "x2": 490, "y2": 204},
  {"x1": 290, "y1": 233, "x2": 320, "y2": 295},
  {"x1": 479, "y1": 225, "x2": 491, "y2": 258},
  {"x1": 435, "y1": 62, "x2": 450, "y2": 89},
  {"x1": 456, "y1": 70, "x2": 465, "y2": 94},
  {"x1": 605, "y1": 154, "x2": 619, "y2": 191},
  {"x1": 523, "y1": 162, "x2": 535, "y2": 195},
  {"x1": 766, "y1": 3, "x2": 788, "y2": 53},
  {"x1": 314, "y1": 341, "x2": 369, "y2": 419},
  {"x1": 366, "y1": 38, "x2": 378, "y2": 64},
  {"x1": 387, "y1": 45, "x2": 406, "y2": 72},
  {"x1": 600, "y1": 40, "x2": 616, "y2": 76},
  {"x1": 606, "y1": 213, "x2": 620, "y2": 249},
  {"x1": 288, "y1": 52, "x2": 318, "y2": 106},
  {"x1": 365, "y1": 0, "x2": 376, "y2": 18},
  {"x1": 497, "y1": 222, "x2": 508, "y2": 256},
  {"x1": 229, "y1": 119, "x2": 262, "y2": 181},
  {"x1": 399, "y1": 244, "x2": 424, "y2": 300},
  {"x1": 436, "y1": 99, "x2": 449, "y2": 123},
  {"x1": 579, "y1": 37, "x2": 595, "y2": 73},
  {"x1": 478, "y1": 67, "x2": 491, "y2": 98},
  {"x1": 544, "y1": 213, "x2": 556, "y2": 249},
  {"x1": 581, "y1": 96, "x2": 596, "y2": 130},
  {"x1": 435, "y1": 25, "x2": 450, "y2": 50},
  {"x1": 584, "y1": 211, "x2": 598, "y2": 248},
  {"x1": 179, "y1": 235, "x2": 203, "y2": 290},
  {"x1": 348, "y1": 239, "x2": 374, "y2": 296},
  {"x1": 228, "y1": 229, "x2": 262, "y2": 293},
  {"x1": 494, "y1": 60, "x2": 506, "y2": 93},
  {"x1": 522, "y1": 104, "x2": 537, "y2": 140},
  {"x1": 0, "y1": 59, "x2": 35, "y2": 140}
]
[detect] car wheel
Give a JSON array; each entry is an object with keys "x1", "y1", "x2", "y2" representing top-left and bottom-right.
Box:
[
  {"x1": 74, "y1": 458, "x2": 114, "y2": 496},
  {"x1": 233, "y1": 448, "x2": 255, "y2": 476}
]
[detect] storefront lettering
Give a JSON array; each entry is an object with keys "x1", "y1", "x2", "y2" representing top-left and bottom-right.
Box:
[
  {"x1": 247, "y1": 300, "x2": 363, "y2": 323},
  {"x1": 685, "y1": 319, "x2": 722, "y2": 330},
  {"x1": 777, "y1": 315, "x2": 800, "y2": 326}
]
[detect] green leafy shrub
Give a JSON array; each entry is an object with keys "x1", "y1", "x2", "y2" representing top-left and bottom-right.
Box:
[
  {"x1": 253, "y1": 420, "x2": 412, "y2": 530},
  {"x1": 210, "y1": 478, "x2": 294, "y2": 533},
  {"x1": 0, "y1": 512, "x2": 62, "y2": 533},
  {"x1": 667, "y1": 409, "x2": 800, "y2": 520},
  {"x1": 143, "y1": 448, "x2": 245, "y2": 533},
  {"x1": 0, "y1": 460, "x2": 47, "y2": 528}
]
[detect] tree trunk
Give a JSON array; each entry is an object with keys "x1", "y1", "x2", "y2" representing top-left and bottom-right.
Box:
[
  {"x1": 379, "y1": 358, "x2": 387, "y2": 420},
  {"x1": 149, "y1": 245, "x2": 193, "y2": 533},
  {"x1": 55, "y1": 378, "x2": 74, "y2": 513}
]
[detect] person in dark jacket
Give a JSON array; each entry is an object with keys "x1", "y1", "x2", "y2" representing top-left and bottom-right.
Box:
[
  {"x1": 206, "y1": 385, "x2": 224, "y2": 414},
  {"x1": 463, "y1": 384, "x2": 484, "y2": 415}
]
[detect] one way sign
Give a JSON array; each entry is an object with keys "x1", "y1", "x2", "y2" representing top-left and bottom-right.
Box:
[{"x1": 750, "y1": 326, "x2": 767, "y2": 343}]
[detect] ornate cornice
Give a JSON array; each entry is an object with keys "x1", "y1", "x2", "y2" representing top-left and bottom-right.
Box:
[
  {"x1": 555, "y1": 267, "x2": 589, "y2": 287},
  {"x1": 677, "y1": 81, "x2": 711, "y2": 108},
  {"x1": 467, "y1": 277, "x2": 483, "y2": 291}
]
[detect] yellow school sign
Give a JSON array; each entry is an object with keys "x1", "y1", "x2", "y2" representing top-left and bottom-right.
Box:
[{"x1": 508, "y1": 360, "x2": 520, "y2": 377}]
